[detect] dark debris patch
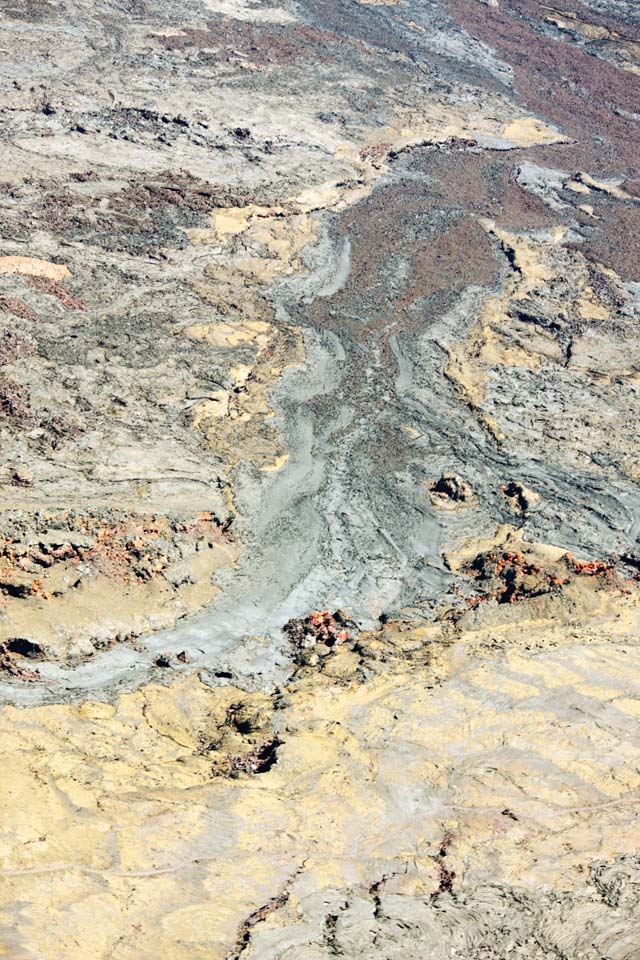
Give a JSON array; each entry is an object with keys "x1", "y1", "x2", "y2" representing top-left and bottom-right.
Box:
[
  {"x1": 227, "y1": 868, "x2": 301, "y2": 960},
  {"x1": 429, "y1": 473, "x2": 474, "y2": 505},
  {"x1": 214, "y1": 736, "x2": 283, "y2": 779},
  {"x1": 2, "y1": 637, "x2": 44, "y2": 659},
  {"x1": 431, "y1": 830, "x2": 456, "y2": 898}
]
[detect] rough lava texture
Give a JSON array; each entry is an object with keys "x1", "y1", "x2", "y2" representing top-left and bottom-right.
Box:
[{"x1": 0, "y1": 0, "x2": 639, "y2": 956}]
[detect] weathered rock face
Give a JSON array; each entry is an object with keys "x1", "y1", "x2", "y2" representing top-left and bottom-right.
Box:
[{"x1": 0, "y1": 0, "x2": 639, "y2": 956}]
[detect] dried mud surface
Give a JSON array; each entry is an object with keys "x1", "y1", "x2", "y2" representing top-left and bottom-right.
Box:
[{"x1": 0, "y1": 0, "x2": 639, "y2": 956}]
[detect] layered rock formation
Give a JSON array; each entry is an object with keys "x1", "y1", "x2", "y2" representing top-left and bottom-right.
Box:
[{"x1": 0, "y1": 0, "x2": 639, "y2": 956}]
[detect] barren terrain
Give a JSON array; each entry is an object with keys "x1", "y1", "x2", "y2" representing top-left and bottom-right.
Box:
[{"x1": 0, "y1": 0, "x2": 639, "y2": 956}]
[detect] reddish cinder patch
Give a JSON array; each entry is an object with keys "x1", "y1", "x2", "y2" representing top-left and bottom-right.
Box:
[
  {"x1": 29, "y1": 276, "x2": 86, "y2": 310},
  {"x1": 0, "y1": 651, "x2": 41, "y2": 681},
  {"x1": 0, "y1": 330, "x2": 34, "y2": 365},
  {"x1": 157, "y1": 18, "x2": 369, "y2": 66},
  {"x1": 445, "y1": 0, "x2": 640, "y2": 174},
  {"x1": 569, "y1": 201, "x2": 640, "y2": 282},
  {"x1": 308, "y1": 176, "x2": 500, "y2": 348},
  {"x1": 564, "y1": 553, "x2": 616, "y2": 578},
  {"x1": 416, "y1": 148, "x2": 563, "y2": 229},
  {"x1": 283, "y1": 610, "x2": 353, "y2": 660},
  {"x1": 0, "y1": 510, "x2": 229, "y2": 597},
  {"x1": 0, "y1": 297, "x2": 38, "y2": 322},
  {"x1": 512, "y1": 0, "x2": 640, "y2": 43},
  {"x1": 441, "y1": 0, "x2": 640, "y2": 281},
  {"x1": 402, "y1": 216, "x2": 498, "y2": 307},
  {"x1": 462, "y1": 547, "x2": 623, "y2": 609}
]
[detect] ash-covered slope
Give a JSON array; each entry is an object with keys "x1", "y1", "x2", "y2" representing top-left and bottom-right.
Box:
[{"x1": 0, "y1": 0, "x2": 639, "y2": 957}]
